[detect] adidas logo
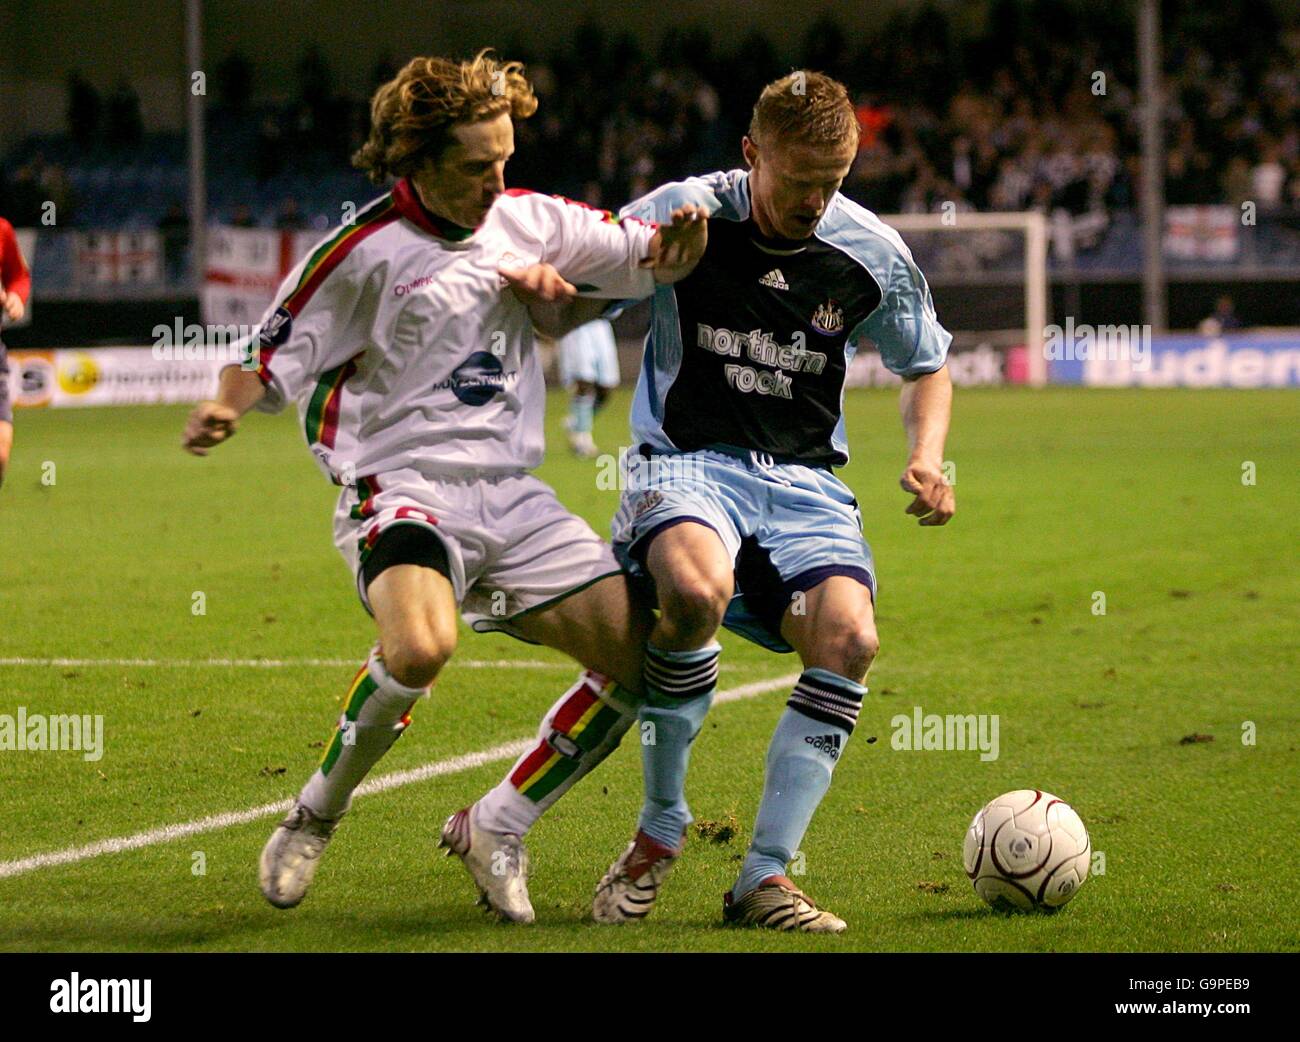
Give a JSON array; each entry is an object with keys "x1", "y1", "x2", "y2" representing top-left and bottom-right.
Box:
[
  {"x1": 759, "y1": 268, "x2": 789, "y2": 290},
  {"x1": 805, "y1": 733, "x2": 842, "y2": 760}
]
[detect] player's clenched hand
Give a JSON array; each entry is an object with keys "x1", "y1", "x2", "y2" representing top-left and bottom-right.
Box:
[
  {"x1": 182, "y1": 401, "x2": 241, "y2": 456},
  {"x1": 900, "y1": 457, "x2": 955, "y2": 526},
  {"x1": 643, "y1": 204, "x2": 708, "y2": 281},
  {"x1": 499, "y1": 263, "x2": 578, "y2": 307},
  {"x1": 2, "y1": 290, "x2": 22, "y2": 323}
]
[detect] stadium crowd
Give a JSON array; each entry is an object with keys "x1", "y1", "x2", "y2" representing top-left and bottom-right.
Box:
[{"x1": 1, "y1": 0, "x2": 1297, "y2": 231}]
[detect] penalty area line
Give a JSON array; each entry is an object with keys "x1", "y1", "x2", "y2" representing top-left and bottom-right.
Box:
[{"x1": 0, "y1": 673, "x2": 799, "y2": 880}]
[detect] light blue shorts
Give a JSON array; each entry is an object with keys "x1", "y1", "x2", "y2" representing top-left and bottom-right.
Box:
[
  {"x1": 611, "y1": 448, "x2": 876, "y2": 653},
  {"x1": 558, "y1": 319, "x2": 619, "y2": 389}
]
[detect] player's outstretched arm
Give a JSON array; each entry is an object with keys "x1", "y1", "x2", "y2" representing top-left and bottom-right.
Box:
[
  {"x1": 504, "y1": 204, "x2": 706, "y2": 336},
  {"x1": 182, "y1": 366, "x2": 267, "y2": 456},
  {"x1": 642, "y1": 204, "x2": 708, "y2": 284},
  {"x1": 498, "y1": 263, "x2": 606, "y2": 339},
  {"x1": 898, "y1": 365, "x2": 955, "y2": 526}
]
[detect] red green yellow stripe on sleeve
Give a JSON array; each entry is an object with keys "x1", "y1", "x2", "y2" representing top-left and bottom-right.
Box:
[
  {"x1": 282, "y1": 197, "x2": 397, "y2": 317},
  {"x1": 255, "y1": 196, "x2": 398, "y2": 386},
  {"x1": 304, "y1": 355, "x2": 361, "y2": 449}
]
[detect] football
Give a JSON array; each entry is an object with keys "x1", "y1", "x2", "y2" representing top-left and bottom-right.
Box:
[{"x1": 963, "y1": 789, "x2": 1091, "y2": 911}]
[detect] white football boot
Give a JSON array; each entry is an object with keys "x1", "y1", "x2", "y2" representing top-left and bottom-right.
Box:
[
  {"x1": 259, "y1": 801, "x2": 343, "y2": 909},
  {"x1": 591, "y1": 830, "x2": 681, "y2": 924},
  {"x1": 568, "y1": 430, "x2": 599, "y2": 458},
  {"x1": 439, "y1": 805, "x2": 535, "y2": 924},
  {"x1": 722, "y1": 880, "x2": 847, "y2": 933}
]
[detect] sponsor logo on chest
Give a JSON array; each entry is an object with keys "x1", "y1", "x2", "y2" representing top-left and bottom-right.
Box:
[
  {"x1": 696, "y1": 323, "x2": 829, "y2": 400},
  {"x1": 432, "y1": 351, "x2": 517, "y2": 407}
]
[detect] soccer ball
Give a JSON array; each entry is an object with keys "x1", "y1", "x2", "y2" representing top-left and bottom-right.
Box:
[{"x1": 963, "y1": 789, "x2": 1091, "y2": 911}]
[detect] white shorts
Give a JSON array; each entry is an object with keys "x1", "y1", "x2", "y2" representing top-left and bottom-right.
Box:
[
  {"x1": 333, "y1": 467, "x2": 622, "y2": 639},
  {"x1": 558, "y1": 319, "x2": 619, "y2": 389}
]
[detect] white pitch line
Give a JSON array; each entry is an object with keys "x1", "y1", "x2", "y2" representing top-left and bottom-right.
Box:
[
  {"x1": 0, "y1": 673, "x2": 799, "y2": 880},
  {"x1": 0, "y1": 657, "x2": 572, "y2": 670}
]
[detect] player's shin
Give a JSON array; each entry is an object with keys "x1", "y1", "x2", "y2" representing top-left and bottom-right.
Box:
[
  {"x1": 732, "y1": 668, "x2": 865, "y2": 899},
  {"x1": 298, "y1": 645, "x2": 429, "y2": 819},
  {"x1": 636, "y1": 642, "x2": 721, "y2": 849},
  {"x1": 475, "y1": 669, "x2": 638, "y2": 836},
  {"x1": 569, "y1": 392, "x2": 595, "y2": 434}
]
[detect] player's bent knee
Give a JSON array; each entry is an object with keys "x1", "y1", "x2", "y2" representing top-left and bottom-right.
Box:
[
  {"x1": 842, "y1": 627, "x2": 880, "y2": 680},
  {"x1": 811, "y1": 625, "x2": 878, "y2": 682},
  {"x1": 658, "y1": 576, "x2": 729, "y2": 641},
  {"x1": 383, "y1": 628, "x2": 456, "y2": 688}
]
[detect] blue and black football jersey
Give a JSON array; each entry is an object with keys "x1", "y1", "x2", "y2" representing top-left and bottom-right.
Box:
[{"x1": 620, "y1": 170, "x2": 951, "y2": 467}]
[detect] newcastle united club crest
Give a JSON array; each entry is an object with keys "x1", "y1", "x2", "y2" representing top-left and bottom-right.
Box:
[{"x1": 811, "y1": 298, "x2": 844, "y2": 335}]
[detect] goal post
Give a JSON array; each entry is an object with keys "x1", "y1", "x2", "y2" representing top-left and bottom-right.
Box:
[{"x1": 879, "y1": 211, "x2": 1050, "y2": 386}]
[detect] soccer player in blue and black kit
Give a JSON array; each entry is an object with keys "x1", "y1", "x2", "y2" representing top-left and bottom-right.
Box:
[{"x1": 461, "y1": 70, "x2": 954, "y2": 932}]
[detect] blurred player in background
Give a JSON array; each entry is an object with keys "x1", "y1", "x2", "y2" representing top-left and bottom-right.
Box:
[
  {"x1": 558, "y1": 316, "x2": 619, "y2": 457},
  {"x1": 466, "y1": 70, "x2": 954, "y2": 933},
  {"x1": 180, "y1": 51, "x2": 707, "y2": 921},
  {"x1": 0, "y1": 214, "x2": 32, "y2": 490}
]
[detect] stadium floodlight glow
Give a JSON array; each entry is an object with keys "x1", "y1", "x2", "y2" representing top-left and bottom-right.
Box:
[{"x1": 881, "y1": 211, "x2": 1050, "y2": 386}]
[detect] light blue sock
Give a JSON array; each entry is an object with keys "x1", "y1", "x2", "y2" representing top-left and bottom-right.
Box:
[
  {"x1": 733, "y1": 668, "x2": 866, "y2": 899},
  {"x1": 637, "y1": 642, "x2": 721, "y2": 849},
  {"x1": 570, "y1": 393, "x2": 595, "y2": 434}
]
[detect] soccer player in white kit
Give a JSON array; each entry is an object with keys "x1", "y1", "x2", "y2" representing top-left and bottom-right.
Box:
[{"x1": 181, "y1": 52, "x2": 707, "y2": 922}]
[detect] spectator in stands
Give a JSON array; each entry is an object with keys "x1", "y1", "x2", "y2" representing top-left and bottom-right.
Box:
[
  {"x1": 158, "y1": 201, "x2": 190, "y2": 286},
  {"x1": 296, "y1": 45, "x2": 334, "y2": 152},
  {"x1": 1, "y1": 155, "x2": 73, "y2": 228},
  {"x1": 9, "y1": 0, "x2": 1300, "y2": 276},
  {"x1": 1251, "y1": 141, "x2": 1287, "y2": 206},
  {"x1": 298, "y1": 45, "x2": 333, "y2": 113},
  {"x1": 106, "y1": 79, "x2": 143, "y2": 149},
  {"x1": 3, "y1": 164, "x2": 44, "y2": 227},
  {"x1": 230, "y1": 204, "x2": 255, "y2": 229},
  {"x1": 1168, "y1": 146, "x2": 1218, "y2": 205},
  {"x1": 1224, "y1": 156, "x2": 1254, "y2": 206},
  {"x1": 36, "y1": 156, "x2": 73, "y2": 224},
  {"x1": 255, "y1": 115, "x2": 285, "y2": 183},
  {"x1": 989, "y1": 156, "x2": 1033, "y2": 211},
  {"x1": 66, "y1": 72, "x2": 101, "y2": 149},
  {"x1": 274, "y1": 197, "x2": 306, "y2": 230},
  {"x1": 216, "y1": 49, "x2": 253, "y2": 114},
  {"x1": 1198, "y1": 295, "x2": 1243, "y2": 336}
]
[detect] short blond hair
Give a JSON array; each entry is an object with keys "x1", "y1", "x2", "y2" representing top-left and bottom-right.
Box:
[
  {"x1": 748, "y1": 71, "x2": 859, "y2": 151},
  {"x1": 353, "y1": 49, "x2": 538, "y2": 183}
]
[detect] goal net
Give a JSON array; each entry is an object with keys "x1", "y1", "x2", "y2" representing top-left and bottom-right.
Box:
[{"x1": 879, "y1": 210, "x2": 1049, "y2": 385}]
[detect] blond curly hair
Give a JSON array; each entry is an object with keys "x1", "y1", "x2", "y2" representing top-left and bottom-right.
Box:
[{"x1": 353, "y1": 49, "x2": 538, "y2": 183}]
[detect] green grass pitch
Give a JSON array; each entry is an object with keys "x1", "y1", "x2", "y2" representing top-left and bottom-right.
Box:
[{"x1": 0, "y1": 387, "x2": 1296, "y2": 952}]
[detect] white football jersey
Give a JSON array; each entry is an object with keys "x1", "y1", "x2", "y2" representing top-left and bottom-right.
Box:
[{"x1": 245, "y1": 178, "x2": 657, "y2": 482}]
